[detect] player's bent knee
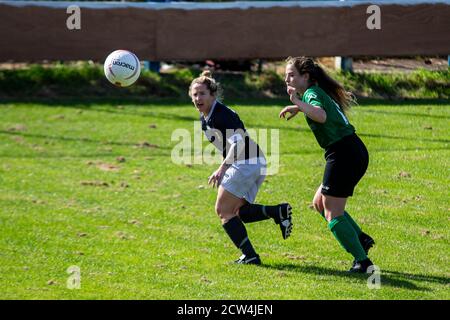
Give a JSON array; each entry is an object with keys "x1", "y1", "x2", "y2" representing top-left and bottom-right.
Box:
[{"x1": 215, "y1": 203, "x2": 234, "y2": 221}]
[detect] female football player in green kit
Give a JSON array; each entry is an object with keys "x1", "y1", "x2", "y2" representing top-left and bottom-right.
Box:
[{"x1": 279, "y1": 57, "x2": 375, "y2": 273}]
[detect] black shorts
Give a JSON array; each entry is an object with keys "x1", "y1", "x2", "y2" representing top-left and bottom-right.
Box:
[{"x1": 322, "y1": 133, "x2": 369, "y2": 198}]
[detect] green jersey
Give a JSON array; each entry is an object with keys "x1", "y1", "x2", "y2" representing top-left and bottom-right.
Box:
[{"x1": 302, "y1": 85, "x2": 355, "y2": 149}]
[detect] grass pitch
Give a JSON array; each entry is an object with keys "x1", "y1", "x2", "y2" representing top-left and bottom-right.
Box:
[{"x1": 0, "y1": 99, "x2": 449, "y2": 299}]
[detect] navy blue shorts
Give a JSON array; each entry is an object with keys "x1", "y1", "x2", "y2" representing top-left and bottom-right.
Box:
[{"x1": 322, "y1": 133, "x2": 369, "y2": 198}]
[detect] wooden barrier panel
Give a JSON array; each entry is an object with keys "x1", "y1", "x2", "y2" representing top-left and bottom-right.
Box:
[{"x1": 0, "y1": 1, "x2": 449, "y2": 61}]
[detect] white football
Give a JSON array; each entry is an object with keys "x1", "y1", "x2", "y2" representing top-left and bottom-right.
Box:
[{"x1": 104, "y1": 50, "x2": 141, "y2": 87}]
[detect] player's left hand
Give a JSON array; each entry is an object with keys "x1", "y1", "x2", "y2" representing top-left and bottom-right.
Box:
[{"x1": 208, "y1": 166, "x2": 228, "y2": 188}]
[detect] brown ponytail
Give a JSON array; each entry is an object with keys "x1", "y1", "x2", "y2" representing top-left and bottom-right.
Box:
[{"x1": 286, "y1": 56, "x2": 356, "y2": 114}]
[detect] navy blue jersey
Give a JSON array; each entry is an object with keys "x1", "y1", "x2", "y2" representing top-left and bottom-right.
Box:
[{"x1": 201, "y1": 101, "x2": 262, "y2": 161}]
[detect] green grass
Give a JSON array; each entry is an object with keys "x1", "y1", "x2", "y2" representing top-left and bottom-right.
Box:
[{"x1": 0, "y1": 99, "x2": 449, "y2": 299}]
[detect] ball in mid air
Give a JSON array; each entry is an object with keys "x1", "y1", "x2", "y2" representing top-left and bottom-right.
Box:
[{"x1": 104, "y1": 50, "x2": 141, "y2": 87}]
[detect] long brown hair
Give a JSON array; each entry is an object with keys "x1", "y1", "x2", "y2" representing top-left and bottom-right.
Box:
[
  {"x1": 188, "y1": 70, "x2": 223, "y2": 100},
  {"x1": 286, "y1": 56, "x2": 356, "y2": 114}
]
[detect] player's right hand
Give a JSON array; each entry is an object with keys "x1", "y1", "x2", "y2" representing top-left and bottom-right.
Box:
[{"x1": 279, "y1": 105, "x2": 301, "y2": 121}]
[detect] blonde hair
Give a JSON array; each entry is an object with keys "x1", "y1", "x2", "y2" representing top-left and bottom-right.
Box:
[
  {"x1": 188, "y1": 70, "x2": 223, "y2": 100},
  {"x1": 286, "y1": 56, "x2": 356, "y2": 114}
]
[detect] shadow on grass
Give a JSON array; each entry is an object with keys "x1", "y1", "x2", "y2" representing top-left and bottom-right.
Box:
[
  {"x1": 32, "y1": 101, "x2": 201, "y2": 123},
  {"x1": 261, "y1": 263, "x2": 448, "y2": 292},
  {"x1": 382, "y1": 269, "x2": 450, "y2": 286},
  {"x1": 1, "y1": 97, "x2": 448, "y2": 106},
  {"x1": 0, "y1": 97, "x2": 192, "y2": 107},
  {"x1": 2, "y1": 97, "x2": 448, "y2": 126},
  {"x1": 0, "y1": 96, "x2": 290, "y2": 107},
  {"x1": 2, "y1": 99, "x2": 308, "y2": 133}
]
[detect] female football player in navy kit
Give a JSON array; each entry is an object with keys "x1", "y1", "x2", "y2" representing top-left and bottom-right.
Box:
[
  {"x1": 279, "y1": 57, "x2": 375, "y2": 273},
  {"x1": 189, "y1": 70, "x2": 293, "y2": 265}
]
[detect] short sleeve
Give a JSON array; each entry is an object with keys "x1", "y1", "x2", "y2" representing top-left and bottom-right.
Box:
[
  {"x1": 215, "y1": 108, "x2": 246, "y2": 145},
  {"x1": 216, "y1": 108, "x2": 242, "y2": 129},
  {"x1": 303, "y1": 90, "x2": 324, "y2": 108}
]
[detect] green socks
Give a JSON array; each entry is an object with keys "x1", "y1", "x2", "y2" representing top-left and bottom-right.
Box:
[
  {"x1": 319, "y1": 210, "x2": 366, "y2": 261},
  {"x1": 344, "y1": 211, "x2": 363, "y2": 236},
  {"x1": 328, "y1": 215, "x2": 367, "y2": 262},
  {"x1": 320, "y1": 210, "x2": 363, "y2": 236}
]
